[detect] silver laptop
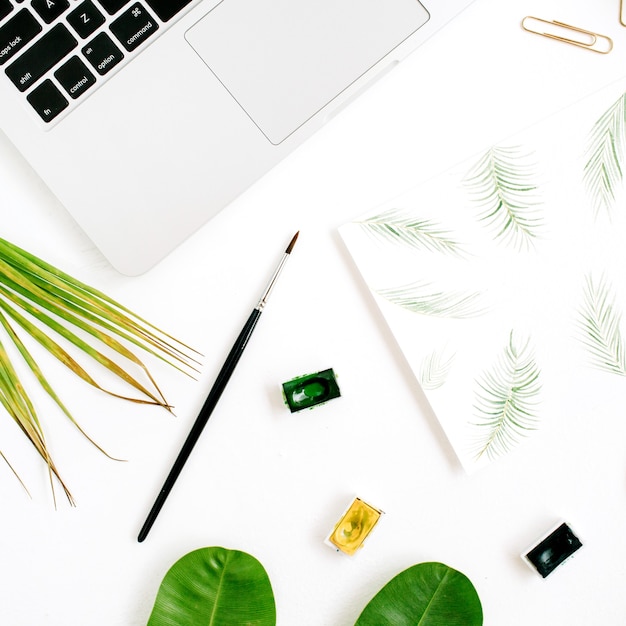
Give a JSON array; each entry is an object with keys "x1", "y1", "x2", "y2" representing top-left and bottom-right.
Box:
[{"x1": 0, "y1": 0, "x2": 474, "y2": 275}]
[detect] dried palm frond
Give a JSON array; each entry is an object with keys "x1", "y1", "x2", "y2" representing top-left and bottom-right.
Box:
[{"x1": 0, "y1": 237, "x2": 200, "y2": 504}]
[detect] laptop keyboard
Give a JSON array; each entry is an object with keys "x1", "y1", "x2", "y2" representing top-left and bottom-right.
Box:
[{"x1": 0, "y1": 0, "x2": 198, "y2": 125}]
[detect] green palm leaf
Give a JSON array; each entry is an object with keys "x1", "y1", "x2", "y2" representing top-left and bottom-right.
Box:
[
  {"x1": 583, "y1": 92, "x2": 626, "y2": 216},
  {"x1": 463, "y1": 145, "x2": 543, "y2": 249},
  {"x1": 472, "y1": 331, "x2": 542, "y2": 461},
  {"x1": 377, "y1": 281, "x2": 484, "y2": 319},
  {"x1": 0, "y1": 237, "x2": 200, "y2": 503},
  {"x1": 577, "y1": 274, "x2": 626, "y2": 375},
  {"x1": 355, "y1": 208, "x2": 463, "y2": 255},
  {"x1": 419, "y1": 349, "x2": 455, "y2": 390}
]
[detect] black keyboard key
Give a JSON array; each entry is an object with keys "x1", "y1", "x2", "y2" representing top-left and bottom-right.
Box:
[
  {"x1": 82, "y1": 31, "x2": 123, "y2": 74},
  {"x1": 5, "y1": 23, "x2": 77, "y2": 91},
  {"x1": 96, "y1": 0, "x2": 129, "y2": 15},
  {"x1": 144, "y1": 0, "x2": 191, "y2": 22},
  {"x1": 26, "y1": 78, "x2": 68, "y2": 121},
  {"x1": 67, "y1": 0, "x2": 105, "y2": 39},
  {"x1": 110, "y1": 3, "x2": 157, "y2": 52},
  {"x1": 0, "y1": 0, "x2": 13, "y2": 20},
  {"x1": 31, "y1": 0, "x2": 69, "y2": 24},
  {"x1": 55, "y1": 55, "x2": 95, "y2": 98},
  {"x1": 0, "y1": 9, "x2": 42, "y2": 66}
]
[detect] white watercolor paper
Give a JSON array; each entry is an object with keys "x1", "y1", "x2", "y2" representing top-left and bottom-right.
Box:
[{"x1": 340, "y1": 77, "x2": 626, "y2": 472}]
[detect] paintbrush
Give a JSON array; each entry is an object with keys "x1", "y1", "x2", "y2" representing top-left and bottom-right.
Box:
[{"x1": 138, "y1": 231, "x2": 299, "y2": 542}]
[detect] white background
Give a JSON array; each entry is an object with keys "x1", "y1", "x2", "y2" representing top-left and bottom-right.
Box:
[{"x1": 2, "y1": 0, "x2": 626, "y2": 624}]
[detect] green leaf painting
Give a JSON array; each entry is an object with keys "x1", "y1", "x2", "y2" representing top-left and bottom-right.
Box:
[
  {"x1": 584, "y1": 92, "x2": 626, "y2": 216},
  {"x1": 463, "y1": 145, "x2": 543, "y2": 249},
  {"x1": 377, "y1": 281, "x2": 484, "y2": 319},
  {"x1": 577, "y1": 274, "x2": 626, "y2": 376},
  {"x1": 147, "y1": 547, "x2": 276, "y2": 626},
  {"x1": 339, "y1": 79, "x2": 626, "y2": 472},
  {"x1": 355, "y1": 208, "x2": 463, "y2": 255},
  {"x1": 472, "y1": 331, "x2": 541, "y2": 461},
  {"x1": 419, "y1": 349, "x2": 455, "y2": 390},
  {"x1": 354, "y1": 562, "x2": 483, "y2": 626}
]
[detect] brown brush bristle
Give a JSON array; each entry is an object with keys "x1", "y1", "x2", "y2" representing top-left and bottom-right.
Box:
[{"x1": 285, "y1": 231, "x2": 300, "y2": 254}]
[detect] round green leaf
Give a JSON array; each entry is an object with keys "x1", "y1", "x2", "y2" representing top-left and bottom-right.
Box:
[
  {"x1": 354, "y1": 562, "x2": 483, "y2": 626},
  {"x1": 147, "y1": 546, "x2": 276, "y2": 626}
]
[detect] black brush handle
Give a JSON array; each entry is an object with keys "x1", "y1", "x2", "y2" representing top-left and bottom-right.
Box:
[{"x1": 137, "y1": 307, "x2": 262, "y2": 542}]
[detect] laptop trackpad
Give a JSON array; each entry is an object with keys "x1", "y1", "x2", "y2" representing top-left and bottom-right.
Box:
[{"x1": 185, "y1": 0, "x2": 430, "y2": 144}]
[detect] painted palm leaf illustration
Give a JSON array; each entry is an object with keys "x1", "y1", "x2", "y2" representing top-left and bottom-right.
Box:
[
  {"x1": 463, "y1": 145, "x2": 543, "y2": 249},
  {"x1": 356, "y1": 208, "x2": 463, "y2": 255},
  {"x1": 577, "y1": 274, "x2": 626, "y2": 376},
  {"x1": 377, "y1": 281, "x2": 483, "y2": 319},
  {"x1": 472, "y1": 331, "x2": 541, "y2": 461},
  {"x1": 0, "y1": 237, "x2": 200, "y2": 504},
  {"x1": 584, "y1": 92, "x2": 626, "y2": 216},
  {"x1": 419, "y1": 349, "x2": 455, "y2": 390}
]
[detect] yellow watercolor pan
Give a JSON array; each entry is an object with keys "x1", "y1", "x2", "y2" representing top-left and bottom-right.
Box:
[{"x1": 326, "y1": 496, "x2": 384, "y2": 556}]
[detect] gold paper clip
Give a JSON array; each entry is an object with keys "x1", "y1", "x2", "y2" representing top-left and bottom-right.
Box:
[
  {"x1": 521, "y1": 16, "x2": 613, "y2": 54},
  {"x1": 621, "y1": 0, "x2": 626, "y2": 27}
]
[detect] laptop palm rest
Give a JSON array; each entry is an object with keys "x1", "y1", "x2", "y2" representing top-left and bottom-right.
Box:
[{"x1": 185, "y1": 0, "x2": 430, "y2": 145}]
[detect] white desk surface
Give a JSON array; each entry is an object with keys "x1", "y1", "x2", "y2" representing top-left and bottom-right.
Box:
[{"x1": 2, "y1": 0, "x2": 626, "y2": 624}]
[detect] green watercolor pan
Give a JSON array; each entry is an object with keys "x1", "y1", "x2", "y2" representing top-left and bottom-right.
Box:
[
  {"x1": 282, "y1": 368, "x2": 341, "y2": 412},
  {"x1": 522, "y1": 521, "x2": 582, "y2": 578}
]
